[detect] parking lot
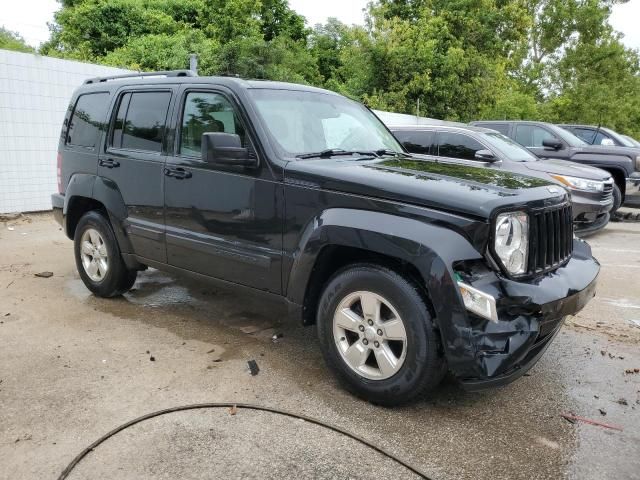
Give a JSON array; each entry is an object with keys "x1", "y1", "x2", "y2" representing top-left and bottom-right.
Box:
[{"x1": 1, "y1": 212, "x2": 639, "y2": 480}]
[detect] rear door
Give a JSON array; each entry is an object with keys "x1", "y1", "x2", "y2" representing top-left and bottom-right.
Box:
[
  {"x1": 163, "y1": 86, "x2": 283, "y2": 293},
  {"x1": 99, "y1": 87, "x2": 175, "y2": 263}
]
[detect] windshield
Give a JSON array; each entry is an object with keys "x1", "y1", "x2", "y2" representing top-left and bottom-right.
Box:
[
  {"x1": 249, "y1": 89, "x2": 403, "y2": 158},
  {"x1": 547, "y1": 124, "x2": 588, "y2": 147},
  {"x1": 622, "y1": 134, "x2": 640, "y2": 148},
  {"x1": 481, "y1": 132, "x2": 539, "y2": 162}
]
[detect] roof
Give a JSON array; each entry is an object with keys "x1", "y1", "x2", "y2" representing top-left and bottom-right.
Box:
[{"x1": 79, "y1": 70, "x2": 339, "y2": 96}]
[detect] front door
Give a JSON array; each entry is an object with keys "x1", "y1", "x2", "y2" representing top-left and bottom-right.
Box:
[
  {"x1": 99, "y1": 88, "x2": 174, "y2": 263},
  {"x1": 163, "y1": 87, "x2": 283, "y2": 294}
]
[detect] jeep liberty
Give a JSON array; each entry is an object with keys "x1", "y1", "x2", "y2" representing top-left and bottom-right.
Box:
[{"x1": 52, "y1": 71, "x2": 600, "y2": 405}]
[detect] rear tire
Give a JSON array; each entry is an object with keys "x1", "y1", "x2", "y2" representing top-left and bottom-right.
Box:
[
  {"x1": 316, "y1": 264, "x2": 445, "y2": 406},
  {"x1": 74, "y1": 211, "x2": 137, "y2": 298}
]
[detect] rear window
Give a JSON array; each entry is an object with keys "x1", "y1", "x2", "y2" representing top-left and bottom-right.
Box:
[
  {"x1": 110, "y1": 91, "x2": 171, "y2": 153},
  {"x1": 66, "y1": 92, "x2": 110, "y2": 148}
]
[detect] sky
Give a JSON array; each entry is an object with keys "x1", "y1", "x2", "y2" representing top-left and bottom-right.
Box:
[{"x1": 2, "y1": 0, "x2": 639, "y2": 51}]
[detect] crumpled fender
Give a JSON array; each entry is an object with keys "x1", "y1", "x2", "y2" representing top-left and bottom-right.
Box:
[{"x1": 285, "y1": 208, "x2": 485, "y2": 366}]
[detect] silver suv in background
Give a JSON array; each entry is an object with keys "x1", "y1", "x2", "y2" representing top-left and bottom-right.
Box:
[{"x1": 390, "y1": 124, "x2": 614, "y2": 236}]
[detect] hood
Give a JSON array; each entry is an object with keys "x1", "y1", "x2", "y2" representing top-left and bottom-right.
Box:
[
  {"x1": 524, "y1": 158, "x2": 611, "y2": 180},
  {"x1": 285, "y1": 156, "x2": 567, "y2": 220}
]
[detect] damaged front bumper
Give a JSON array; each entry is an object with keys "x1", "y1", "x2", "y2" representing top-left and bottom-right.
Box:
[{"x1": 441, "y1": 238, "x2": 599, "y2": 390}]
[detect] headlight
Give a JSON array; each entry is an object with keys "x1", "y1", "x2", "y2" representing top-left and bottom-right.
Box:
[
  {"x1": 551, "y1": 174, "x2": 604, "y2": 192},
  {"x1": 494, "y1": 211, "x2": 529, "y2": 275}
]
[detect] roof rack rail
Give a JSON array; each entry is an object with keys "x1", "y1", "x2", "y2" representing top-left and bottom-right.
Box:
[{"x1": 84, "y1": 70, "x2": 197, "y2": 84}]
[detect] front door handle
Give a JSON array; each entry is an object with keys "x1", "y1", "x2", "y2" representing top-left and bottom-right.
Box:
[
  {"x1": 99, "y1": 159, "x2": 120, "y2": 169},
  {"x1": 164, "y1": 167, "x2": 192, "y2": 180}
]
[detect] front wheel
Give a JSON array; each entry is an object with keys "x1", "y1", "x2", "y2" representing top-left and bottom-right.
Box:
[
  {"x1": 74, "y1": 211, "x2": 137, "y2": 297},
  {"x1": 316, "y1": 264, "x2": 445, "y2": 406},
  {"x1": 611, "y1": 183, "x2": 622, "y2": 216}
]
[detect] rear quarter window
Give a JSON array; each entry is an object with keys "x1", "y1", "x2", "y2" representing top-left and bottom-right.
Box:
[{"x1": 66, "y1": 92, "x2": 110, "y2": 148}]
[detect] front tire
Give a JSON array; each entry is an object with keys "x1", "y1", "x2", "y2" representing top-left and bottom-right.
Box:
[
  {"x1": 611, "y1": 183, "x2": 622, "y2": 216},
  {"x1": 317, "y1": 264, "x2": 444, "y2": 406},
  {"x1": 74, "y1": 211, "x2": 137, "y2": 298}
]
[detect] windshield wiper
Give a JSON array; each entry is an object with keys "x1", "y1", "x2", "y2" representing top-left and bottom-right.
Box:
[
  {"x1": 374, "y1": 149, "x2": 411, "y2": 158},
  {"x1": 296, "y1": 149, "x2": 380, "y2": 159}
]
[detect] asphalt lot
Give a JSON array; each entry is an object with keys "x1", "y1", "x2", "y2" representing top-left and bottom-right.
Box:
[{"x1": 1, "y1": 212, "x2": 639, "y2": 480}]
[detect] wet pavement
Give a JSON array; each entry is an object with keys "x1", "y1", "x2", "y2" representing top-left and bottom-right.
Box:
[{"x1": 0, "y1": 213, "x2": 638, "y2": 479}]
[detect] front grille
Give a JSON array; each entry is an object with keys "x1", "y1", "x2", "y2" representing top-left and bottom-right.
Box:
[
  {"x1": 527, "y1": 204, "x2": 573, "y2": 275},
  {"x1": 601, "y1": 181, "x2": 613, "y2": 203}
]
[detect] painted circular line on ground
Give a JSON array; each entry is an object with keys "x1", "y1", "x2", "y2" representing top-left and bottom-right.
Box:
[{"x1": 57, "y1": 402, "x2": 433, "y2": 480}]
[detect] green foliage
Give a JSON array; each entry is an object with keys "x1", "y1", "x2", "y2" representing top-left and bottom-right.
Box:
[
  {"x1": 0, "y1": 27, "x2": 35, "y2": 53},
  {"x1": 38, "y1": 0, "x2": 640, "y2": 136}
]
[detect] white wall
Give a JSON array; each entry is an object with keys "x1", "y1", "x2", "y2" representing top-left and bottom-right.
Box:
[{"x1": 0, "y1": 50, "x2": 130, "y2": 213}]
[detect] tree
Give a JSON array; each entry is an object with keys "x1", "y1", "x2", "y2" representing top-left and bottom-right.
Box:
[{"x1": 0, "y1": 27, "x2": 35, "y2": 53}]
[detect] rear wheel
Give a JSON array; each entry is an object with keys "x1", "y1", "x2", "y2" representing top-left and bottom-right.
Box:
[
  {"x1": 316, "y1": 264, "x2": 445, "y2": 406},
  {"x1": 74, "y1": 211, "x2": 137, "y2": 297}
]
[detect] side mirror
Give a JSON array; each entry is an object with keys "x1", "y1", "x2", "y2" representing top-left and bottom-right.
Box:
[
  {"x1": 474, "y1": 149, "x2": 497, "y2": 162},
  {"x1": 201, "y1": 132, "x2": 256, "y2": 167},
  {"x1": 542, "y1": 138, "x2": 563, "y2": 151}
]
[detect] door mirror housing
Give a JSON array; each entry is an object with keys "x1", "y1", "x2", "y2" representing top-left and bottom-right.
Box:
[
  {"x1": 474, "y1": 149, "x2": 498, "y2": 162},
  {"x1": 542, "y1": 138, "x2": 563, "y2": 151},
  {"x1": 201, "y1": 133, "x2": 256, "y2": 167}
]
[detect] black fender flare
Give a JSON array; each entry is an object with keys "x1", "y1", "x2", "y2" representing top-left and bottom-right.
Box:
[
  {"x1": 63, "y1": 174, "x2": 133, "y2": 254},
  {"x1": 285, "y1": 208, "x2": 484, "y2": 363}
]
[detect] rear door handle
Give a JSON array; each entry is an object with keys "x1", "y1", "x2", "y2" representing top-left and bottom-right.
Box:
[
  {"x1": 164, "y1": 167, "x2": 192, "y2": 180},
  {"x1": 99, "y1": 159, "x2": 120, "y2": 169}
]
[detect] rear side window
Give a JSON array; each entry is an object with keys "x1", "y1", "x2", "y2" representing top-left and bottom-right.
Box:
[
  {"x1": 437, "y1": 132, "x2": 484, "y2": 160},
  {"x1": 66, "y1": 92, "x2": 110, "y2": 148},
  {"x1": 485, "y1": 123, "x2": 509, "y2": 135},
  {"x1": 110, "y1": 91, "x2": 171, "y2": 153},
  {"x1": 393, "y1": 130, "x2": 435, "y2": 155}
]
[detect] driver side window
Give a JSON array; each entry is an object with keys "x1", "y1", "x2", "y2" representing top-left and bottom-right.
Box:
[
  {"x1": 179, "y1": 91, "x2": 246, "y2": 157},
  {"x1": 515, "y1": 125, "x2": 555, "y2": 148}
]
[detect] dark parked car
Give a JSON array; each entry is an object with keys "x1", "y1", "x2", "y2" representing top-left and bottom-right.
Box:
[
  {"x1": 559, "y1": 124, "x2": 639, "y2": 148},
  {"x1": 471, "y1": 120, "x2": 640, "y2": 210},
  {"x1": 390, "y1": 124, "x2": 614, "y2": 235},
  {"x1": 52, "y1": 71, "x2": 599, "y2": 405}
]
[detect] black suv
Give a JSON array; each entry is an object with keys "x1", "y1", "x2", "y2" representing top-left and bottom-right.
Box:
[
  {"x1": 52, "y1": 71, "x2": 599, "y2": 405},
  {"x1": 471, "y1": 120, "x2": 640, "y2": 210},
  {"x1": 390, "y1": 124, "x2": 614, "y2": 235}
]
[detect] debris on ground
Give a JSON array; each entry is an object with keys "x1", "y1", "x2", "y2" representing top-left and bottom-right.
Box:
[
  {"x1": 247, "y1": 359, "x2": 260, "y2": 376},
  {"x1": 149, "y1": 356, "x2": 155, "y2": 362},
  {"x1": 561, "y1": 413, "x2": 623, "y2": 431},
  {"x1": 206, "y1": 348, "x2": 216, "y2": 354},
  {"x1": 228, "y1": 405, "x2": 238, "y2": 415},
  {"x1": 616, "y1": 398, "x2": 628, "y2": 406},
  {"x1": 627, "y1": 319, "x2": 640, "y2": 329},
  {"x1": 624, "y1": 368, "x2": 639, "y2": 374},
  {"x1": 271, "y1": 332, "x2": 283, "y2": 342},
  {"x1": 598, "y1": 408, "x2": 607, "y2": 416},
  {"x1": 34, "y1": 272, "x2": 54, "y2": 278}
]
